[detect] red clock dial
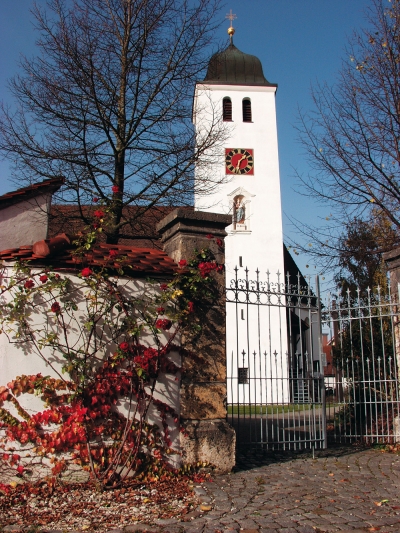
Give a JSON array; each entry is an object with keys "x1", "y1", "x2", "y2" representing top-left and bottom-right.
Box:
[{"x1": 225, "y1": 148, "x2": 254, "y2": 175}]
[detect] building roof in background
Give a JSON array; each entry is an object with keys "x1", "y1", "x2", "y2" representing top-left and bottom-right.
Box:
[
  {"x1": 0, "y1": 177, "x2": 64, "y2": 210},
  {"x1": 49, "y1": 205, "x2": 192, "y2": 248},
  {"x1": 283, "y1": 244, "x2": 309, "y2": 288},
  {"x1": 0, "y1": 233, "x2": 177, "y2": 277}
]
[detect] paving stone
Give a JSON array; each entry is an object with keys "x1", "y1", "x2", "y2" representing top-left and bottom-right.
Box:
[
  {"x1": 155, "y1": 518, "x2": 181, "y2": 525},
  {"x1": 333, "y1": 530, "x2": 372, "y2": 533},
  {"x1": 234, "y1": 519, "x2": 260, "y2": 529},
  {"x1": 274, "y1": 520, "x2": 298, "y2": 528},
  {"x1": 178, "y1": 527, "x2": 205, "y2": 533},
  {"x1": 124, "y1": 526, "x2": 160, "y2": 532},
  {"x1": 159, "y1": 528, "x2": 186, "y2": 533}
]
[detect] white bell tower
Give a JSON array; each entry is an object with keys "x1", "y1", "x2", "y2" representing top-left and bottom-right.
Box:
[
  {"x1": 193, "y1": 22, "x2": 285, "y2": 282},
  {"x1": 193, "y1": 19, "x2": 289, "y2": 404}
]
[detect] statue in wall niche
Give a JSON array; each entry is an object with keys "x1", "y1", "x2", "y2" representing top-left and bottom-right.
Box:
[
  {"x1": 235, "y1": 199, "x2": 245, "y2": 223},
  {"x1": 233, "y1": 196, "x2": 246, "y2": 228}
]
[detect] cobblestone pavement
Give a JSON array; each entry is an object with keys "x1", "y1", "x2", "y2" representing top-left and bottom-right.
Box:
[
  {"x1": 152, "y1": 446, "x2": 400, "y2": 533},
  {"x1": 3, "y1": 446, "x2": 400, "y2": 533}
]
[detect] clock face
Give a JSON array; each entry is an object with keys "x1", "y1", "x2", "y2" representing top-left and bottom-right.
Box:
[{"x1": 225, "y1": 148, "x2": 254, "y2": 175}]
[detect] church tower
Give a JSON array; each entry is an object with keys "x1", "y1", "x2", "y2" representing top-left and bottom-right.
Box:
[
  {"x1": 193, "y1": 20, "x2": 289, "y2": 404},
  {"x1": 193, "y1": 22, "x2": 285, "y2": 282}
]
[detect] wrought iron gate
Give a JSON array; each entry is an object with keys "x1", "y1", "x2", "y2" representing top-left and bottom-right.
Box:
[
  {"x1": 226, "y1": 268, "x2": 400, "y2": 451},
  {"x1": 322, "y1": 287, "x2": 400, "y2": 445},
  {"x1": 226, "y1": 268, "x2": 326, "y2": 451}
]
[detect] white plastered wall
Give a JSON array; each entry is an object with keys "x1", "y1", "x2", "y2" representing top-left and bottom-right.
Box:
[
  {"x1": 0, "y1": 194, "x2": 51, "y2": 250},
  {"x1": 0, "y1": 269, "x2": 181, "y2": 469},
  {"x1": 194, "y1": 83, "x2": 289, "y2": 403}
]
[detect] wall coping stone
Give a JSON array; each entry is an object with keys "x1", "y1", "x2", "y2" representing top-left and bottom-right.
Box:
[
  {"x1": 383, "y1": 246, "x2": 400, "y2": 270},
  {"x1": 157, "y1": 208, "x2": 232, "y2": 243}
]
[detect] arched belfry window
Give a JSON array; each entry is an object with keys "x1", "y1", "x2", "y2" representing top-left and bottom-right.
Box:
[
  {"x1": 223, "y1": 97, "x2": 232, "y2": 121},
  {"x1": 242, "y1": 98, "x2": 252, "y2": 122}
]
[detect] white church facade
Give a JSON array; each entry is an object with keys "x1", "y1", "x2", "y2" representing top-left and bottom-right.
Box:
[{"x1": 193, "y1": 27, "x2": 293, "y2": 404}]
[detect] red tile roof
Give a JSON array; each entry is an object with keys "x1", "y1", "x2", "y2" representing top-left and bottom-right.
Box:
[
  {"x1": 0, "y1": 234, "x2": 177, "y2": 277},
  {"x1": 0, "y1": 177, "x2": 64, "y2": 210}
]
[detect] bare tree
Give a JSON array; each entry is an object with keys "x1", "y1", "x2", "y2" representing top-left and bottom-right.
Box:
[
  {"x1": 0, "y1": 0, "x2": 225, "y2": 244},
  {"x1": 294, "y1": 0, "x2": 400, "y2": 268}
]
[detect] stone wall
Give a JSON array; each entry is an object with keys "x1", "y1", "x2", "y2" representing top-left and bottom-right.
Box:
[{"x1": 158, "y1": 209, "x2": 236, "y2": 473}]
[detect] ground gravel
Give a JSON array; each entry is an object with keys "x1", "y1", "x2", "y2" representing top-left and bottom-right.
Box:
[{"x1": 0, "y1": 478, "x2": 200, "y2": 531}]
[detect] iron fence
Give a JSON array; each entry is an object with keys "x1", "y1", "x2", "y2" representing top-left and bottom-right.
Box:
[
  {"x1": 226, "y1": 268, "x2": 400, "y2": 451},
  {"x1": 323, "y1": 285, "x2": 400, "y2": 445}
]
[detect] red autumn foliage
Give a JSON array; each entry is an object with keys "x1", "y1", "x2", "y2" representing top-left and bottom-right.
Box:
[
  {"x1": 0, "y1": 340, "x2": 181, "y2": 485},
  {"x1": 119, "y1": 342, "x2": 129, "y2": 351},
  {"x1": 51, "y1": 302, "x2": 61, "y2": 313},
  {"x1": 155, "y1": 319, "x2": 172, "y2": 331},
  {"x1": 198, "y1": 261, "x2": 218, "y2": 278},
  {"x1": 81, "y1": 267, "x2": 93, "y2": 277}
]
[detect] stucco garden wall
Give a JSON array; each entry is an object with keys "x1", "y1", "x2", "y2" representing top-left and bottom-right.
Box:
[
  {"x1": 0, "y1": 270, "x2": 181, "y2": 478},
  {"x1": 0, "y1": 194, "x2": 52, "y2": 250}
]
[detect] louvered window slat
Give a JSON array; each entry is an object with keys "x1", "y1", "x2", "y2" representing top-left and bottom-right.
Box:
[
  {"x1": 242, "y1": 99, "x2": 252, "y2": 122},
  {"x1": 223, "y1": 97, "x2": 232, "y2": 121}
]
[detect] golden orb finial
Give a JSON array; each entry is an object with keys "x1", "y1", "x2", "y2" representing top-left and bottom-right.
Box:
[{"x1": 225, "y1": 9, "x2": 237, "y2": 43}]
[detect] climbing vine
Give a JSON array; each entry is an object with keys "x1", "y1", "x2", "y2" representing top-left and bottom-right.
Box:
[{"x1": 0, "y1": 200, "x2": 223, "y2": 492}]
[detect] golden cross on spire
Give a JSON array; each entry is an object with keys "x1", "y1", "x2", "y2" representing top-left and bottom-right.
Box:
[
  {"x1": 225, "y1": 9, "x2": 237, "y2": 43},
  {"x1": 226, "y1": 9, "x2": 237, "y2": 25}
]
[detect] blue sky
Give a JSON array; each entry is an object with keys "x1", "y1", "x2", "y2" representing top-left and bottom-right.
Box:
[{"x1": 0, "y1": 0, "x2": 373, "y2": 280}]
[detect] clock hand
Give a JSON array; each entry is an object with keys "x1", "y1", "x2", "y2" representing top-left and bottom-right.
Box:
[{"x1": 235, "y1": 154, "x2": 247, "y2": 172}]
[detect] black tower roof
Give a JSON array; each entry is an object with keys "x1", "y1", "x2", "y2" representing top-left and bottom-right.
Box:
[{"x1": 203, "y1": 44, "x2": 276, "y2": 87}]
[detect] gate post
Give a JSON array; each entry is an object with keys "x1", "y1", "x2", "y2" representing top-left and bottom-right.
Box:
[
  {"x1": 383, "y1": 247, "x2": 400, "y2": 442},
  {"x1": 315, "y1": 275, "x2": 327, "y2": 449},
  {"x1": 383, "y1": 248, "x2": 400, "y2": 379},
  {"x1": 157, "y1": 209, "x2": 236, "y2": 473}
]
